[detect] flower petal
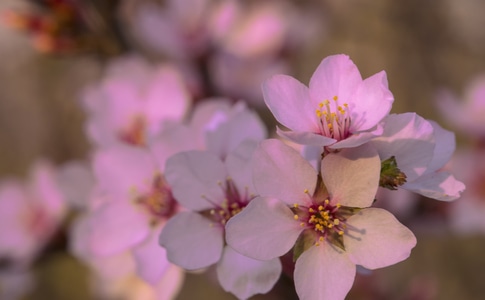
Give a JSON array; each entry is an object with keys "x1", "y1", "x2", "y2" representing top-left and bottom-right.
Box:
[
  {"x1": 93, "y1": 145, "x2": 157, "y2": 197},
  {"x1": 277, "y1": 127, "x2": 336, "y2": 147},
  {"x1": 262, "y1": 75, "x2": 318, "y2": 132},
  {"x1": 144, "y1": 66, "x2": 191, "y2": 126},
  {"x1": 159, "y1": 211, "x2": 224, "y2": 270},
  {"x1": 426, "y1": 121, "x2": 455, "y2": 173},
  {"x1": 216, "y1": 246, "x2": 282, "y2": 300},
  {"x1": 225, "y1": 140, "x2": 258, "y2": 193},
  {"x1": 369, "y1": 113, "x2": 435, "y2": 182},
  {"x1": 321, "y1": 144, "x2": 380, "y2": 207},
  {"x1": 89, "y1": 201, "x2": 150, "y2": 256},
  {"x1": 349, "y1": 71, "x2": 394, "y2": 132},
  {"x1": 403, "y1": 171, "x2": 465, "y2": 201},
  {"x1": 252, "y1": 139, "x2": 317, "y2": 206},
  {"x1": 225, "y1": 197, "x2": 303, "y2": 261},
  {"x1": 344, "y1": 208, "x2": 416, "y2": 269},
  {"x1": 153, "y1": 264, "x2": 185, "y2": 300},
  {"x1": 165, "y1": 151, "x2": 227, "y2": 211},
  {"x1": 133, "y1": 225, "x2": 171, "y2": 285},
  {"x1": 309, "y1": 54, "x2": 362, "y2": 106},
  {"x1": 294, "y1": 243, "x2": 356, "y2": 300},
  {"x1": 205, "y1": 103, "x2": 267, "y2": 158}
]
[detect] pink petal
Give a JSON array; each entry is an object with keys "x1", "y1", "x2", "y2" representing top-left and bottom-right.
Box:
[
  {"x1": 164, "y1": 151, "x2": 227, "y2": 211},
  {"x1": 349, "y1": 71, "x2": 394, "y2": 132},
  {"x1": 206, "y1": 105, "x2": 267, "y2": 159},
  {"x1": 252, "y1": 139, "x2": 317, "y2": 206},
  {"x1": 89, "y1": 201, "x2": 150, "y2": 256},
  {"x1": 225, "y1": 140, "x2": 258, "y2": 193},
  {"x1": 426, "y1": 121, "x2": 455, "y2": 173},
  {"x1": 403, "y1": 171, "x2": 465, "y2": 201},
  {"x1": 321, "y1": 145, "x2": 380, "y2": 207},
  {"x1": 309, "y1": 54, "x2": 362, "y2": 107},
  {"x1": 369, "y1": 113, "x2": 435, "y2": 182},
  {"x1": 262, "y1": 75, "x2": 318, "y2": 132},
  {"x1": 149, "y1": 124, "x2": 197, "y2": 171},
  {"x1": 225, "y1": 197, "x2": 303, "y2": 261},
  {"x1": 153, "y1": 264, "x2": 185, "y2": 300},
  {"x1": 159, "y1": 211, "x2": 224, "y2": 270},
  {"x1": 93, "y1": 145, "x2": 157, "y2": 197},
  {"x1": 144, "y1": 66, "x2": 191, "y2": 128},
  {"x1": 277, "y1": 127, "x2": 336, "y2": 147},
  {"x1": 294, "y1": 243, "x2": 356, "y2": 300},
  {"x1": 133, "y1": 226, "x2": 171, "y2": 285},
  {"x1": 344, "y1": 208, "x2": 416, "y2": 269},
  {"x1": 216, "y1": 246, "x2": 282, "y2": 300}
]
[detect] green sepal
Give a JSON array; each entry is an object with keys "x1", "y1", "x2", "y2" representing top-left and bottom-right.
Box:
[
  {"x1": 293, "y1": 231, "x2": 316, "y2": 262},
  {"x1": 380, "y1": 156, "x2": 407, "y2": 190}
]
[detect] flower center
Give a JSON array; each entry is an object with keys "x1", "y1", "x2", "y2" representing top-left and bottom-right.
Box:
[
  {"x1": 204, "y1": 178, "x2": 254, "y2": 227},
  {"x1": 315, "y1": 96, "x2": 351, "y2": 141},
  {"x1": 119, "y1": 115, "x2": 146, "y2": 146},
  {"x1": 134, "y1": 173, "x2": 177, "y2": 226}
]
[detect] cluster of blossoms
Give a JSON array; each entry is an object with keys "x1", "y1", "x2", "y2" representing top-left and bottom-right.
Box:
[
  {"x1": 0, "y1": 1, "x2": 469, "y2": 299},
  {"x1": 73, "y1": 53, "x2": 463, "y2": 300}
]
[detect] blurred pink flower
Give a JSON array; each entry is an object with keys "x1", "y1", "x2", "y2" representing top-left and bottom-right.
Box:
[
  {"x1": 447, "y1": 148, "x2": 485, "y2": 234},
  {"x1": 84, "y1": 142, "x2": 191, "y2": 285},
  {"x1": 160, "y1": 141, "x2": 281, "y2": 300},
  {"x1": 436, "y1": 74, "x2": 485, "y2": 138},
  {"x1": 127, "y1": 0, "x2": 212, "y2": 60},
  {"x1": 226, "y1": 140, "x2": 416, "y2": 300},
  {"x1": 82, "y1": 56, "x2": 191, "y2": 148},
  {"x1": 263, "y1": 54, "x2": 394, "y2": 149},
  {"x1": 70, "y1": 193, "x2": 184, "y2": 300},
  {"x1": 0, "y1": 160, "x2": 66, "y2": 268}
]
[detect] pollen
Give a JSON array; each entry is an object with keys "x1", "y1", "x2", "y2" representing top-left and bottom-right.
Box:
[
  {"x1": 315, "y1": 95, "x2": 351, "y2": 141},
  {"x1": 294, "y1": 214, "x2": 299, "y2": 220}
]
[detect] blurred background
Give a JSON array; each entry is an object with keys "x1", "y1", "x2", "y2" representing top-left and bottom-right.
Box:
[{"x1": 0, "y1": 0, "x2": 484, "y2": 299}]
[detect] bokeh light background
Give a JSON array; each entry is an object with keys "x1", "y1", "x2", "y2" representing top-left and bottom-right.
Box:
[{"x1": 0, "y1": 0, "x2": 484, "y2": 299}]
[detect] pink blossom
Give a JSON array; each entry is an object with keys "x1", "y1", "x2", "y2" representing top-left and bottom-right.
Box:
[
  {"x1": 127, "y1": 0, "x2": 212, "y2": 60},
  {"x1": 70, "y1": 202, "x2": 184, "y2": 300},
  {"x1": 436, "y1": 74, "x2": 485, "y2": 138},
  {"x1": 160, "y1": 141, "x2": 281, "y2": 300},
  {"x1": 226, "y1": 140, "x2": 416, "y2": 300},
  {"x1": 262, "y1": 54, "x2": 394, "y2": 149},
  {"x1": 447, "y1": 148, "x2": 485, "y2": 234},
  {"x1": 82, "y1": 56, "x2": 191, "y2": 148},
  {"x1": 0, "y1": 160, "x2": 66, "y2": 268},
  {"x1": 83, "y1": 142, "x2": 189, "y2": 286}
]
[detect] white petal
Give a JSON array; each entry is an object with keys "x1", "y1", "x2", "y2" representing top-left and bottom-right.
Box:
[
  {"x1": 426, "y1": 121, "x2": 456, "y2": 173},
  {"x1": 216, "y1": 246, "x2": 282, "y2": 300},
  {"x1": 277, "y1": 127, "x2": 336, "y2": 147},
  {"x1": 321, "y1": 144, "x2": 380, "y2": 207},
  {"x1": 403, "y1": 171, "x2": 465, "y2": 201},
  {"x1": 294, "y1": 243, "x2": 356, "y2": 300},
  {"x1": 165, "y1": 151, "x2": 227, "y2": 211},
  {"x1": 369, "y1": 113, "x2": 435, "y2": 182},
  {"x1": 225, "y1": 197, "x2": 303, "y2": 261},
  {"x1": 159, "y1": 212, "x2": 224, "y2": 270},
  {"x1": 252, "y1": 139, "x2": 317, "y2": 206},
  {"x1": 344, "y1": 208, "x2": 416, "y2": 269}
]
